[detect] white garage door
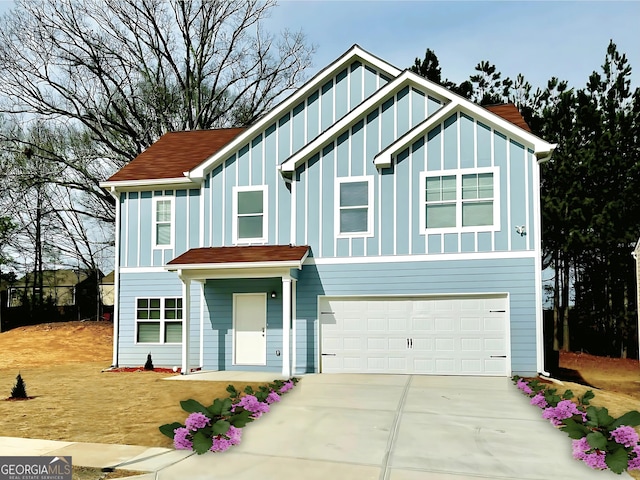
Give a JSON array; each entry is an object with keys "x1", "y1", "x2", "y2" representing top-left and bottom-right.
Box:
[{"x1": 319, "y1": 296, "x2": 508, "y2": 376}]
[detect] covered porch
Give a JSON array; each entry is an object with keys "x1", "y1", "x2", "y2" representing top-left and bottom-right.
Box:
[{"x1": 165, "y1": 245, "x2": 310, "y2": 377}]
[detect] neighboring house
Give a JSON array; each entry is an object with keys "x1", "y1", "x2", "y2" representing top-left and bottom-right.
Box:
[
  {"x1": 100, "y1": 271, "x2": 115, "y2": 307},
  {"x1": 100, "y1": 45, "x2": 555, "y2": 377},
  {"x1": 8, "y1": 269, "x2": 91, "y2": 307}
]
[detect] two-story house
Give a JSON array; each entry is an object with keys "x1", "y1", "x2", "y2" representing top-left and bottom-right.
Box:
[{"x1": 100, "y1": 46, "x2": 555, "y2": 378}]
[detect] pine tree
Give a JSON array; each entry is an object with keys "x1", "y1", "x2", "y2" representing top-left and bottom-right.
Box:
[{"x1": 10, "y1": 373, "x2": 28, "y2": 399}]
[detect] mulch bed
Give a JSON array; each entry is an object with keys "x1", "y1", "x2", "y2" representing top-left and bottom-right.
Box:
[{"x1": 103, "y1": 367, "x2": 179, "y2": 373}]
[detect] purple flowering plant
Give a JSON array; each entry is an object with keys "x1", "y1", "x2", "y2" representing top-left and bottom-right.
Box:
[
  {"x1": 160, "y1": 377, "x2": 299, "y2": 455},
  {"x1": 513, "y1": 376, "x2": 640, "y2": 474}
]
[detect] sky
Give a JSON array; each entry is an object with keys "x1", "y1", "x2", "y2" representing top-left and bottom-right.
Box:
[
  {"x1": 0, "y1": 0, "x2": 637, "y2": 90},
  {"x1": 264, "y1": 1, "x2": 640, "y2": 91}
]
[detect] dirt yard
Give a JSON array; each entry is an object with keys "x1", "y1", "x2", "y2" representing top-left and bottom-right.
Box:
[
  {"x1": 0, "y1": 321, "x2": 267, "y2": 448},
  {"x1": 1, "y1": 322, "x2": 639, "y2": 478}
]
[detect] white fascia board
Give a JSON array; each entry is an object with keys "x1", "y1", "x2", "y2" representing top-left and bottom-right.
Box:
[
  {"x1": 374, "y1": 101, "x2": 460, "y2": 168},
  {"x1": 280, "y1": 70, "x2": 419, "y2": 173},
  {"x1": 99, "y1": 177, "x2": 198, "y2": 191},
  {"x1": 189, "y1": 45, "x2": 402, "y2": 179},
  {"x1": 165, "y1": 260, "x2": 304, "y2": 272},
  {"x1": 400, "y1": 71, "x2": 556, "y2": 154}
]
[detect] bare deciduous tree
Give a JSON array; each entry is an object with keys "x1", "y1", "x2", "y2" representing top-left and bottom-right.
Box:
[{"x1": 0, "y1": 0, "x2": 314, "y2": 220}]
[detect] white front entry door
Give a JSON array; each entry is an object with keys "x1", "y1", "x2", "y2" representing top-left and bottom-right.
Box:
[{"x1": 233, "y1": 293, "x2": 267, "y2": 365}]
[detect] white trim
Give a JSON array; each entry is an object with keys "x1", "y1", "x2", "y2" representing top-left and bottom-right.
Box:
[
  {"x1": 133, "y1": 296, "x2": 184, "y2": 345},
  {"x1": 281, "y1": 69, "x2": 554, "y2": 174},
  {"x1": 99, "y1": 177, "x2": 197, "y2": 190},
  {"x1": 419, "y1": 167, "x2": 500, "y2": 235},
  {"x1": 317, "y1": 293, "x2": 511, "y2": 376},
  {"x1": 232, "y1": 185, "x2": 269, "y2": 244},
  {"x1": 124, "y1": 192, "x2": 130, "y2": 267},
  {"x1": 306, "y1": 250, "x2": 536, "y2": 265},
  {"x1": 506, "y1": 139, "x2": 512, "y2": 251},
  {"x1": 120, "y1": 266, "x2": 168, "y2": 273},
  {"x1": 282, "y1": 278, "x2": 292, "y2": 377},
  {"x1": 136, "y1": 194, "x2": 141, "y2": 267},
  {"x1": 531, "y1": 153, "x2": 548, "y2": 375},
  {"x1": 335, "y1": 176, "x2": 374, "y2": 238},
  {"x1": 190, "y1": 46, "x2": 401, "y2": 179},
  {"x1": 199, "y1": 178, "x2": 205, "y2": 247},
  {"x1": 152, "y1": 196, "x2": 175, "y2": 249},
  {"x1": 232, "y1": 293, "x2": 267, "y2": 366},
  {"x1": 281, "y1": 71, "x2": 415, "y2": 173},
  {"x1": 199, "y1": 281, "x2": 205, "y2": 369},
  {"x1": 291, "y1": 280, "x2": 297, "y2": 375},
  {"x1": 112, "y1": 189, "x2": 121, "y2": 366},
  {"x1": 181, "y1": 278, "x2": 191, "y2": 374},
  {"x1": 166, "y1": 258, "x2": 307, "y2": 272}
]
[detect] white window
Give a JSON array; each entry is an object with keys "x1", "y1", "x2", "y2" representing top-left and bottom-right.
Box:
[
  {"x1": 135, "y1": 297, "x2": 183, "y2": 344},
  {"x1": 336, "y1": 176, "x2": 373, "y2": 236},
  {"x1": 233, "y1": 186, "x2": 268, "y2": 243},
  {"x1": 420, "y1": 168, "x2": 499, "y2": 233},
  {"x1": 153, "y1": 197, "x2": 174, "y2": 247}
]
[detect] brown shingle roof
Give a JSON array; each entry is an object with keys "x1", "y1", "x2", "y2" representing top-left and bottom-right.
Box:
[
  {"x1": 167, "y1": 245, "x2": 310, "y2": 266},
  {"x1": 107, "y1": 128, "x2": 247, "y2": 182},
  {"x1": 485, "y1": 103, "x2": 531, "y2": 132}
]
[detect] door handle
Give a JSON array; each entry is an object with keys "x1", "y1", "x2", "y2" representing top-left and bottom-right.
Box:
[
  {"x1": 490, "y1": 355, "x2": 506, "y2": 358},
  {"x1": 407, "y1": 338, "x2": 410, "y2": 349},
  {"x1": 262, "y1": 327, "x2": 265, "y2": 337},
  {"x1": 410, "y1": 338, "x2": 413, "y2": 348}
]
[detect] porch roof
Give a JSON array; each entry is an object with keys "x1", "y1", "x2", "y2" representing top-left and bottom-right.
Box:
[{"x1": 165, "y1": 245, "x2": 310, "y2": 271}]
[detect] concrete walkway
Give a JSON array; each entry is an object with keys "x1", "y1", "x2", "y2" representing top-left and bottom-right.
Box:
[{"x1": 0, "y1": 374, "x2": 631, "y2": 479}]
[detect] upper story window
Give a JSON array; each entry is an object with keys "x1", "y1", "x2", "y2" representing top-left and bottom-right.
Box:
[
  {"x1": 420, "y1": 168, "x2": 499, "y2": 233},
  {"x1": 135, "y1": 297, "x2": 183, "y2": 344},
  {"x1": 153, "y1": 197, "x2": 174, "y2": 247},
  {"x1": 233, "y1": 186, "x2": 268, "y2": 243},
  {"x1": 336, "y1": 176, "x2": 373, "y2": 237}
]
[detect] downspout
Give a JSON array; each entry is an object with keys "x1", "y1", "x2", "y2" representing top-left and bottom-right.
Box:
[
  {"x1": 633, "y1": 248, "x2": 640, "y2": 362},
  {"x1": 535, "y1": 147, "x2": 555, "y2": 376},
  {"x1": 110, "y1": 187, "x2": 121, "y2": 367}
]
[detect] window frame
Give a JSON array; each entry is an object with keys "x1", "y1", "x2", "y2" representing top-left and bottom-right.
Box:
[
  {"x1": 419, "y1": 167, "x2": 500, "y2": 234},
  {"x1": 335, "y1": 176, "x2": 374, "y2": 238},
  {"x1": 134, "y1": 296, "x2": 183, "y2": 345},
  {"x1": 152, "y1": 196, "x2": 175, "y2": 248},
  {"x1": 232, "y1": 185, "x2": 269, "y2": 244}
]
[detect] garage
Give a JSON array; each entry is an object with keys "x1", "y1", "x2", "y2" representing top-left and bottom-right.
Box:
[{"x1": 319, "y1": 295, "x2": 509, "y2": 375}]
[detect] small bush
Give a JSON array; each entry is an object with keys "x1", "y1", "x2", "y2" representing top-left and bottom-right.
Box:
[
  {"x1": 11, "y1": 373, "x2": 28, "y2": 399},
  {"x1": 144, "y1": 353, "x2": 154, "y2": 371}
]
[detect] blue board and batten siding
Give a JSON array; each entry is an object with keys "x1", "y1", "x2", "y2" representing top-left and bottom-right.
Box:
[
  {"x1": 293, "y1": 258, "x2": 537, "y2": 376},
  {"x1": 113, "y1": 52, "x2": 545, "y2": 376},
  {"x1": 292, "y1": 110, "x2": 537, "y2": 258}
]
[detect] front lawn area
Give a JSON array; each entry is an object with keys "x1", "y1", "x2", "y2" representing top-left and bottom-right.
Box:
[{"x1": 0, "y1": 321, "x2": 266, "y2": 447}]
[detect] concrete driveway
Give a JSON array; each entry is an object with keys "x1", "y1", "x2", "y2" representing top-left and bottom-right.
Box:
[{"x1": 134, "y1": 373, "x2": 628, "y2": 480}]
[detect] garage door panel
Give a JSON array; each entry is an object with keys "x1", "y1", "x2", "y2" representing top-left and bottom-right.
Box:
[
  {"x1": 461, "y1": 337, "x2": 482, "y2": 351},
  {"x1": 388, "y1": 317, "x2": 409, "y2": 331},
  {"x1": 435, "y1": 317, "x2": 455, "y2": 331},
  {"x1": 320, "y1": 296, "x2": 508, "y2": 375},
  {"x1": 411, "y1": 317, "x2": 434, "y2": 331}
]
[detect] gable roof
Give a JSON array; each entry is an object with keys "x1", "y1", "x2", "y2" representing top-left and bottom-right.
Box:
[
  {"x1": 166, "y1": 245, "x2": 310, "y2": 270},
  {"x1": 104, "y1": 128, "x2": 246, "y2": 185},
  {"x1": 188, "y1": 45, "x2": 402, "y2": 179},
  {"x1": 485, "y1": 103, "x2": 531, "y2": 132},
  {"x1": 281, "y1": 70, "x2": 555, "y2": 172}
]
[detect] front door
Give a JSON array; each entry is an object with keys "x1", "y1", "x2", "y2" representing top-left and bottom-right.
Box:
[{"x1": 233, "y1": 293, "x2": 267, "y2": 365}]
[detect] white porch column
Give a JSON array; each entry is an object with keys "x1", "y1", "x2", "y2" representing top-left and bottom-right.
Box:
[
  {"x1": 180, "y1": 273, "x2": 191, "y2": 375},
  {"x1": 282, "y1": 277, "x2": 292, "y2": 377},
  {"x1": 291, "y1": 279, "x2": 297, "y2": 376}
]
